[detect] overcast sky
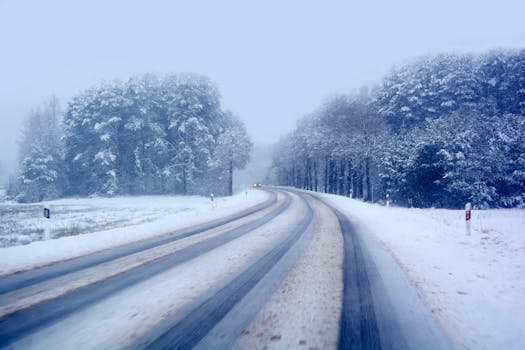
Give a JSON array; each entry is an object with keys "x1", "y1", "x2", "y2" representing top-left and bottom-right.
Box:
[{"x1": 1, "y1": 0, "x2": 524, "y2": 182}]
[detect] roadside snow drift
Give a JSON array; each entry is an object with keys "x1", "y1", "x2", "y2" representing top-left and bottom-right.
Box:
[
  {"x1": 320, "y1": 193, "x2": 525, "y2": 350},
  {"x1": 0, "y1": 190, "x2": 268, "y2": 275}
]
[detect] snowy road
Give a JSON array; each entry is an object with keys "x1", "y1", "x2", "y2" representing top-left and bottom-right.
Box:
[{"x1": 0, "y1": 188, "x2": 451, "y2": 349}]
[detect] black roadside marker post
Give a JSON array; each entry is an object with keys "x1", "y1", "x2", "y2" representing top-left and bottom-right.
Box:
[{"x1": 43, "y1": 207, "x2": 51, "y2": 240}]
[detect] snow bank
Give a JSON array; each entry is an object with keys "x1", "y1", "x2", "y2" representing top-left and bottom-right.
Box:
[
  {"x1": 319, "y1": 193, "x2": 525, "y2": 349},
  {"x1": 0, "y1": 190, "x2": 268, "y2": 275}
]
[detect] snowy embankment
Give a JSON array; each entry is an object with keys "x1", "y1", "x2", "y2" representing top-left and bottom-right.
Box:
[
  {"x1": 0, "y1": 190, "x2": 268, "y2": 275},
  {"x1": 319, "y1": 193, "x2": 525, "y2": 350}
]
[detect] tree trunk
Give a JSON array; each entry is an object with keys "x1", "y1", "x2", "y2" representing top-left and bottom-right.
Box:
[
  {"x1": 313, "y1": 160, "x2": 318, "y2": 192},
  {"x1": 329, "y1": 159, "x2": 337, "y2": 194},
  {"x1": 352, "y1": 164, "x2": 360, "y2": 199},
  {"x1": 365, "y1": 157, "x2": 371, "y2": 202},
  {"x1": 228, "y1": 158, "x2": 233, "y2": 196},
  {"x1": 307, "y1": 160, "x2": 313, "y2": 190},
  {"x1": 339, "y1": 159, "x2": 345, "y2": 195},
  {"x1": 357, "y1": 168, "x2": 364, "y2": 199},
  {"x1": 290, "y1": 162, "x2": 294, "y2": 187},
  {"x1": 324, "y1": 156, "x2": 329, "y2": 193},
  {"x1": 346, "y1": 159, "x2": 352, "y2": 197},
  {"x1": 182, "y1": 167, "x2": 187, "y2": 195}
]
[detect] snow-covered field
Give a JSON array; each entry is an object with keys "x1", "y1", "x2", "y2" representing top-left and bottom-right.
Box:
[
  {"x1": 0, "y1": 190, "x2": 268, "y2": 275},
  {"x1": 319, "y1": 193, "x2": 525, "y2": 350}
]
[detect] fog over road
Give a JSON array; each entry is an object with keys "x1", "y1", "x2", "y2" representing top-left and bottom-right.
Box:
[{"x1": 0, "y1": 189, "x2": 451, "y2": 349}]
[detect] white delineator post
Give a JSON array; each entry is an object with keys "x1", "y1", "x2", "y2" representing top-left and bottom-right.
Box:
[{"x1": 465, "y1": 202, "x2": 472, "y2": 236}]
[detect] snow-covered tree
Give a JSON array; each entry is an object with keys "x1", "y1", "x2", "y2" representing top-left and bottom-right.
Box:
[
  {"x1": 62, "y1": 73, "x2": 250, "y2": 197},
  {"x1": 209, "y1": 111, "x2": 252, "y2": 195},
  {"x1": 271, "y1": 90, "x2": 386, "y2": 200},
  {"x1": 63, "y1": 83, "x2": 127, "y2": 196},
  {"x1": 372, "y1": 49, "x2": 525, "y2": 207},
  {"x1": 161, "y1": 73, "x2": 222, "y2": 194},
  {"x1": 272, "y1": 49, "x2": 525, "y2": 208},
  {"x1": 15, "y1": 96, "x2": 66, "y2": 202}
]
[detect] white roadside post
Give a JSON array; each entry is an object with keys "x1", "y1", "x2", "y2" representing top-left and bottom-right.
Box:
[
  {"x1": 43, "y1": 206, "x2": 51, "y2": 240},
  {"x1": 465, "y1": 202, "x2": 472, "y2": 236}
]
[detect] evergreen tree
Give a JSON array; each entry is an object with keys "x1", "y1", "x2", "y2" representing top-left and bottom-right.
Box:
[
  {"x1": 272, "y1": 49, "x2": 525, "y2": 208},
  {"x1": 62, "y1": 73, "x2": 250, "y2": 197},
  {"x1": 15, "y1": 96, "x2": 66, "y2": 202},
  {"x1": 209, "y1": 112, "x2": 252, "y2": 195}
]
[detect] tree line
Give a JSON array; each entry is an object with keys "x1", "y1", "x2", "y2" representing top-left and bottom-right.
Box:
[
  {"x1": 9, "y1": 73, "x2": 252, "y2": 202},
  {"x1": 270, "y1": 49, "x2": 525, "y2": 208}
]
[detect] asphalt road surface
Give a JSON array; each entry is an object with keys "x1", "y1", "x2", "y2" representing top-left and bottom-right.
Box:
[{"x1": 0, "y1": 188, "x2": 452, "y2": 349}]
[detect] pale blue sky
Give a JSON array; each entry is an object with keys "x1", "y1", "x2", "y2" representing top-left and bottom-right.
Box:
[{"x1": 1, "y1": 0, "x2": 524, "y2": 181}]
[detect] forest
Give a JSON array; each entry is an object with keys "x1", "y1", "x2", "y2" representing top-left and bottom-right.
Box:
[
  {"x1": 9, "y1": 73, "x2": 252, "y2": 202},
  {"x1": 8, "y1": 49, "x2": 525, "y2": 208},
  {"x1": 270, "y1": 49, "x2": 525, "y2": 208}
]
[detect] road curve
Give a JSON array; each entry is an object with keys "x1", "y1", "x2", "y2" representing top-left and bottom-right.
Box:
[
  {"x1": 133, "y1": 192, "x2": 314, "y2": 349},
  {"x1": 0, "y1": 191, "x2": 278, "y2": 294},
  {"x1": 0, "y1": 190, "x2": 292, "y2": 348},
  {"x1": 0, "y1": 188, "x2": 452, "y2": 349},
  {"x1": 308, "y1": 190, "x2": 453, "y2": 350}
]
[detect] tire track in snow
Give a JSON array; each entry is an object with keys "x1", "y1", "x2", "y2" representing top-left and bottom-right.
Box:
[
  {"x1": 0, "y1": 192, "x2": 284, "y2": 318},
  {"x1": 0, "y1": 191, "x2": 288, "y2": 348},
  {"x1": 0, "y1": 191, "x2": 278, "y2": 294},
  {"x1": 130, "y1": 191, "x2": 314, "y2": 350},
  {"x1": 232, "y1": 194, "x2": 343, "y2": 350},
  {"x1": 333, "y1": 208, "x2": 381, "y2": 350}
]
